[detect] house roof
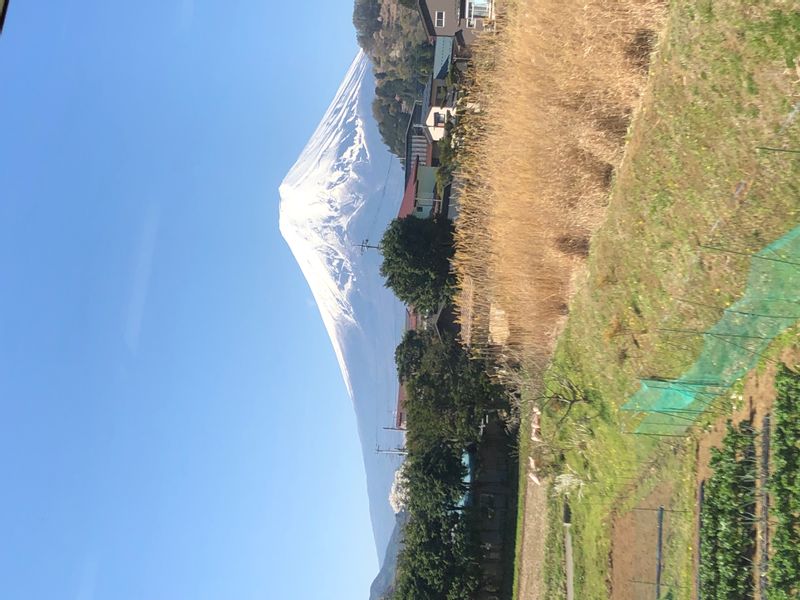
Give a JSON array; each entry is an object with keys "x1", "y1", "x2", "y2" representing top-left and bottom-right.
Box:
[
  {"x1": 398, "y1": 158, "x2": 419, "y2": 219},
  {"x1": 414, "y1": 0, "x2": 436, "y2": 39},
  {"x1": 456, "y1": 450, "x2": 477, "y2": 507},
  {"x1": 421, "y1": 74, "x2": 433, "y2": 111},
  {"x1": 403, "y1": 101, "x2": 422, "y2": 175},
  {"x1": 433, "y1": 36, "x2": 454, "y2": 80},
  {"x1": 0, "y1": 0, "x2": 9, "y2": 34},
  {"x1": 405, "y1": 309, "x2": 420, "y2": 331}
]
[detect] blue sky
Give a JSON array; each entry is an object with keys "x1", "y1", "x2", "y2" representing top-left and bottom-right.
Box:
[{"x1": 0, "y1": 2, "x2": 379, "y2": 599}]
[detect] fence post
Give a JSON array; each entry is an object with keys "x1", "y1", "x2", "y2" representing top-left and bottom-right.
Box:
[{"x1": 656, "y1": 505, "x2": 665, "y2": 599}]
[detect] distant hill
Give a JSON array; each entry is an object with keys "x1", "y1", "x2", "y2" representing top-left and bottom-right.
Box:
[
  {"x1": 369, "y1": 513, "x2": 408, "y2": 600},
  {"x1": 353, "y1": 0, "x2": 433, "y2": 157}
]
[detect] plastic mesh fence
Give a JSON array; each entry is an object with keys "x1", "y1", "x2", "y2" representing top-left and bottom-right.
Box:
[{"x1": 622, "y1": 225, "x2": 800, "y2": 434}]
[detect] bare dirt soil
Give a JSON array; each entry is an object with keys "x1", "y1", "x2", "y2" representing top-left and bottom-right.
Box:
[
  {"x1": 610, "y1": 481, "x2": 676, "y2": 600},
  {"x1": 516, "y1": 480, "x2": 548, "y2": 600}
]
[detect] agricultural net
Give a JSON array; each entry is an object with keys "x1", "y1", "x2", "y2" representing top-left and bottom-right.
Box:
[{"x1": 622, "y1": 225, "x2": 800, "y2": 434}]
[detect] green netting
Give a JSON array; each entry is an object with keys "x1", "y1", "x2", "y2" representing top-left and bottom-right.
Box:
[{"x1": 622, "y1": 225, "x2": 800, "y2": 434}]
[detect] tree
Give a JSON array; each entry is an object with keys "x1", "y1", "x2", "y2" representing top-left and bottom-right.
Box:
[
  {"x1": 379, "y1": 216, "x2": 455, "y2": 313},
  {"x1": 395, "y1": 330, "x2": 429, "y2": 382},
  {"x1": 390, "y1": 330, "x2": 505, "y2": 600},
  {"x1": 353, "y1": 0, "x2": 432, "y2": 157},
  {"x1": 404, "y1": 441, "x2": 466, "y2": 516},
  {"x1": 352, "y1": 0, "x2": 381, "y2": 50},
  {"x1": 389, "y1": 462, "x2": 410, "y2": 514},
  {"x1": 397, "y1": 330, "x2": 506, "y2": 446}
]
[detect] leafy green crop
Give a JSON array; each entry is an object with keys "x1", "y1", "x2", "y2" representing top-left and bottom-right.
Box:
[
  {"x1": 766, "y1": 366, "x2": 800, "y2": 600},
  {"x1": 699, "y1": 421, "x2": 757, "y2": 600}
]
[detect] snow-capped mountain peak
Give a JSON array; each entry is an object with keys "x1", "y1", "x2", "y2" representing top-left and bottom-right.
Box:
[{"x1": 278, "y1": 51, "x2": 406, "y2": 561}]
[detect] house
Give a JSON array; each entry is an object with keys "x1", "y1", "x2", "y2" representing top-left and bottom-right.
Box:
[
  {"x1": 404, "y1": 102, "x2": 433, "y2": 178},
  {"x1": 395, "y1": 385, "x2": 408, "y2": 429},
  {"x1": 398, "y1": 158, "x2": 421, "y2": 219},
  {"x1": 404, "y1": 33, "x2": 458, "y2": 163},
  {"x1": 432, "y1": 34, "x2": 454, "y2": 80},
  {"x1": 423, "y1": 36, "x2": 457, "y2": 142},
  {"x1": 398, "y1": 157, "x2": 443, "y2": 220},
  {"x1": 416, "y1": 0, "x2": 494, "y2": 49},
  {"x1": 403, "y1": 36, "x2": 456, "y2": 170},
  {"x1": 0, "y1": 0, "x2": 10, "y2": 35},
  {"x1": 411, "y1": 163, "x2": 441, "y2": 218}
]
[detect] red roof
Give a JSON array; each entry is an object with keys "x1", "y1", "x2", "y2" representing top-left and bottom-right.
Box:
[{"x1": 398, "y1": 158, "x2": 419, "y2": 218}]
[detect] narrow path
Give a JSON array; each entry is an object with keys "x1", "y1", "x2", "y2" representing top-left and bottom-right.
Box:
[
  {"x1": 515, "y1": 481, "x2": 547, "y2": 600},
  {"x1": 564, "y1": 522, "x2": 574, "y2": 600}
]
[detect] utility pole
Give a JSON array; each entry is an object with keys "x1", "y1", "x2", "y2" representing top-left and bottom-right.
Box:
[
  {"x1": 376, "y1": 445, "x2": 407, "y2": 456},
  {"x1": 356, "y1": 239, "x2": 380, "y2": 254}
]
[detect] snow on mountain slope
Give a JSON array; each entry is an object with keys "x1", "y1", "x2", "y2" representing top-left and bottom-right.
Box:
[{"x1": 278, "y1": 51, "x2": 407, "y2": 560}]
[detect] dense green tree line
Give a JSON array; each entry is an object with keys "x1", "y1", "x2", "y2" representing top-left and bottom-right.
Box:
[
  {"x1": 397, "y1": 329, "x2": 504, "y2": 446},
  {"x1": 392, "y1": 329, "x2": 507, "y2": 599}
]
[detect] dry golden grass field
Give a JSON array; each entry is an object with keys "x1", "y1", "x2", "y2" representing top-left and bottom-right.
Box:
[{"x1": 454, "y1": 0, "x2": 667, "y2": 361}]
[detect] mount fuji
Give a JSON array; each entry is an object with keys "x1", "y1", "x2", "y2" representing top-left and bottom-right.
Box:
[{"x1": 278, "y1": 51, "x2": 408, "y2": 566}]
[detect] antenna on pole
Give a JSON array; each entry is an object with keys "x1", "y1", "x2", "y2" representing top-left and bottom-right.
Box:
[
  {"x1": 376, "y1": 445, "x2": 408, "y2": 456},
  {"x1": 356, "y1": 239, "x2": 381, "y2": 255}
]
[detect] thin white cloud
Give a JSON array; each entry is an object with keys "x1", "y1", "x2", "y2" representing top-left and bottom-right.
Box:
[{"x1": 124, "y1": 204, "x2": 161, "y2": 354}]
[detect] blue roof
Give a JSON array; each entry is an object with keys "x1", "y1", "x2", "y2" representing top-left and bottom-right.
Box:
[
  {"x1": 432, "y1": 36, "x2": 454, "y2": 80},
  {"x1": 457, "y1": 450, "x2": 476, "y2": 508}
]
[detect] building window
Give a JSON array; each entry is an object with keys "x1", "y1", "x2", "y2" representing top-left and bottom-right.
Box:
[{"x1": 435, "y1": 11, "x2": 445, "y2": 28}]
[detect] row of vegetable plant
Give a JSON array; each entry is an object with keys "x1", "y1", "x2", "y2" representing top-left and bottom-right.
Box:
[
  {"x1": 766, "y1": 365, "x2": 800, "y2": 600},
  {"x1": 699, "y1": 420, "x2": 757, "y2": 600}
]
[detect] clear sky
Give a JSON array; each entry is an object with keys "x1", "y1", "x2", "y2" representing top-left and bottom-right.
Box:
[{"x1": 0, "y1": 2, "x2": 379, "y2": 599}]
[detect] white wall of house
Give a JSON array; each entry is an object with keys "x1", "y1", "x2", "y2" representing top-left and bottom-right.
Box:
[
  {"x1": 413, "y1": 166, "x2": 439, "y2": 218},
  {"x1": 425, "y1": 107, "x2": 455, "y2": 141}
]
